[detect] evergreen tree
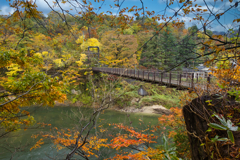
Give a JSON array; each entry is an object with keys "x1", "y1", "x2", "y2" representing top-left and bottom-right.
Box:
[
  {"x1": 140, "y1": 26, "x2": 178, "y2": 70},
  {"x1": 159, "y1": 26, "x2": 178, "y2": 70},
  {"x1": 139, "y1": 33, "x2": 162, "y2": 69},
  {"x1": 177, "y1": 35, "x2": 197, "y2": 68}
]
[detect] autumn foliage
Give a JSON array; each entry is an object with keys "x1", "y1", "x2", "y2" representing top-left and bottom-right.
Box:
[{"x1": 1, "y1": 0, "x2": 240, "y2": 159}]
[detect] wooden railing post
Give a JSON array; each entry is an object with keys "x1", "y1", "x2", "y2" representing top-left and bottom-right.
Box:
[
  {"x1": 138, "y1": 70, "x2": 139, "y2": 78},
  {"x1": 191, "y1": 73, "x2": 194, "y2": 89},
  {"x1": 161, "y1": 72, "x2": 163, "y2": 84},
  {"x1": 154, "y1": 71, "x2": 155, "y2": 82},
  {"x1": 148, "y1": 71, "x2": 149, "y2": 81},
  {"x1": 169, "y1": 72, "x2": 171, "y2": 87},
  {"x1": 179, "y1": 73, "x2": 182, "y2": 85},
  {"x1": 159, "y1": 72, "x2": 160, "y2": 83},
  {"x1": 143, "y1": 71, "x2": 144, "y2": 80}
]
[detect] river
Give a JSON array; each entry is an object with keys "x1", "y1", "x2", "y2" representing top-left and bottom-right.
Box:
[{"x1": 0, "y1": 106, "x2": 160, "y2": 160}]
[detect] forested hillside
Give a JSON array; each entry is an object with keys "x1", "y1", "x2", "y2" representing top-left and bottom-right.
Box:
[{"x1": 1, "y1": 0, "x2": 240, "y2": 159}]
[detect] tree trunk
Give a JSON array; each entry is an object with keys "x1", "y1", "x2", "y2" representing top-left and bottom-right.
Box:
[{"x1": 182, "y1": 94, "x2": 240, "y2": 160}]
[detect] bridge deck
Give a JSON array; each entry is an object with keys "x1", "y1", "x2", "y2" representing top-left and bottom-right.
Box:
[{"x1": 92, "y1": 67, "x2": 211, "y2": 90}]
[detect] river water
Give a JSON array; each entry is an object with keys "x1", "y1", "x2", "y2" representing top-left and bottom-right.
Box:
[{"x1": 0, "y1": 106, "x2": 160, "y2": 160}]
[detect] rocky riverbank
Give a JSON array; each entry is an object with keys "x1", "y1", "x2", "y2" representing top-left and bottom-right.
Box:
[{"x1": 116, "y1": 105, "x2": 171, "y2": 115}]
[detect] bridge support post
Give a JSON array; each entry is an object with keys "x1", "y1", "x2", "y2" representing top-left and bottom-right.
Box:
[
  {"x1": 197, "y1": 73, "x2": 198, "y2": 83},
  {"x1": 207, "y1": 75, "x2": 210, "y2": 84},
  {"x1": 207, "y1": 75, "x2": 210, "y2": 92}
]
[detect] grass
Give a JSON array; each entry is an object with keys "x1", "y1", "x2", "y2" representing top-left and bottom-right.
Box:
[
  {"x1": 141, "y1": 94, "x2": 180, "y2": 109},
  {"x1": 115, "y1": 80, "x2": 185, "y2": 109}
]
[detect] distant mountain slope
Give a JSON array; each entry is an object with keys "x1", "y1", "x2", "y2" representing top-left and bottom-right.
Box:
[{"x1": 212, "y1": 31, "x2": 226, "y2": 35}]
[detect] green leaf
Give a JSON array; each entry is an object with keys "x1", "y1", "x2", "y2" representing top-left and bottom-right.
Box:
[
  {"x1": 163, "y1": 134, "x2": 168, "y2": 151},
  {"x1": 211, "y1": 151, "x2": 214, "y2": 159},
  {"x1": 226, "y1": 119, "x2": 238, "y2": 131},
  {"x1": 171, "y1": 155, "x2": 180, "y2": 160},
  {"x1": 230, "y1": 125, "x2": 238, "y2": 131},
  {"x1": 227, "y1": 130, "x2": 235, "y2": 143},
  {"x1": 206, "y1": 127, "x2": 212, "y2": 132},
  {"x1": 217, "y1": 83, "x2": 224, "y2": 89},
  {"x1": 209, "y1": 123, "x2": 227, "y2": 130},
  {"x1": 217, "y1": 138, "x2": 228, "y2": 141},
  {"x1": 200, "y1": 143, "x2": 205, "y2": 146},
  {"x1": 211, "y1": 135, "x2": 219, "y2": 142},
  {"x1": 227, "y1": 119, "x2": 233, "y2": 129},
  {"x1": 214, "y1": 114, "x2": 227, "y2": 126}
]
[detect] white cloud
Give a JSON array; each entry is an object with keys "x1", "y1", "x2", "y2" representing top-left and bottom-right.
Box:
[
  {"x1": 0, "y1": 6, "x2": 15, "y2": 15},
  {"x1": 37, "y1": 0, "x2": 54, "y2": 9},
  {"x1": 158, "y1": 0, "x2": 165, "y2": 4},
  {"x1": 211, "y1": 21, "x2": 240, "y2": 31},
  {"x1": 36, "y1": 0, "x2": 81, "y2": 16}
]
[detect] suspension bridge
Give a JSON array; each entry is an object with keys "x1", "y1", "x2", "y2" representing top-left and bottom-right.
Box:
[{"x1": 92, "y1": 67, "x2": 212, "y2": 90}]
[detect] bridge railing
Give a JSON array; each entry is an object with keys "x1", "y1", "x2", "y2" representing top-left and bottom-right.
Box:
[{"x1": 92, "y1": 67, "x2": 211, "y2": 89}]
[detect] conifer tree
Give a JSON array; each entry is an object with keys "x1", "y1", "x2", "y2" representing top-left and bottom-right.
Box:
[
  {"x1": 140, "y1": 26, "x2": 178, "y2": 70},
  {"x1": 139, "y1": 32, "x2": 162, "y2": 69}
]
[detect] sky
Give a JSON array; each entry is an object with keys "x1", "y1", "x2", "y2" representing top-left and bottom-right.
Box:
[{"x1": 0, "y1": 0, "x2": 240, "y2": 32}]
